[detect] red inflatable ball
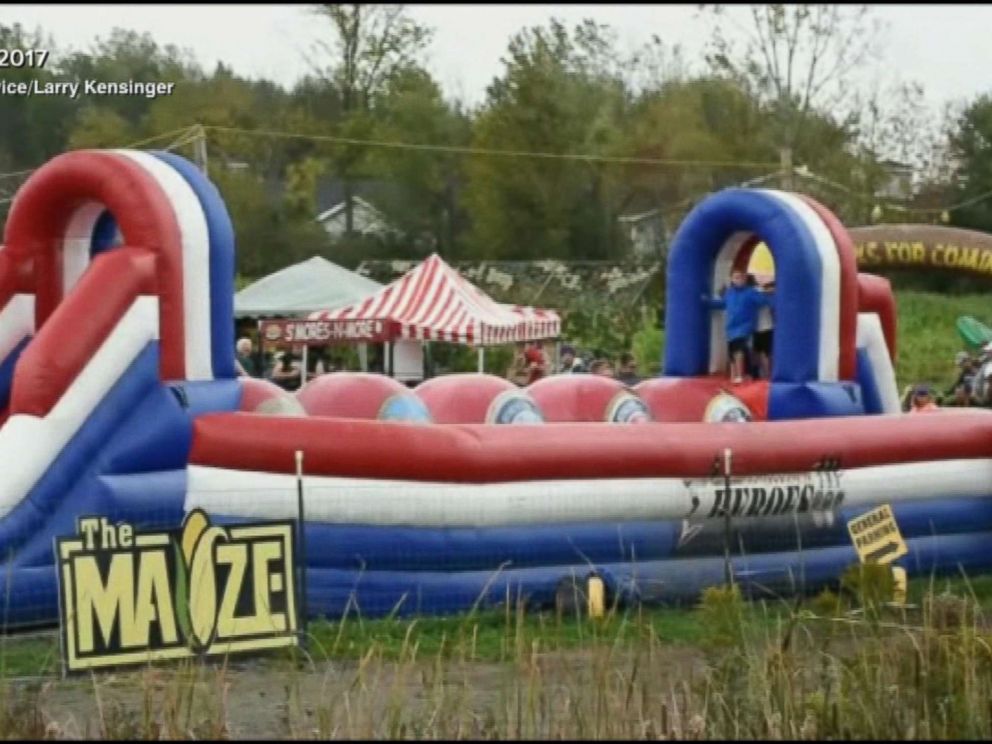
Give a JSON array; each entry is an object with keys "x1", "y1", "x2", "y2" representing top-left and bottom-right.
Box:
[
  {"x1": 296, "y1": 372, "x2": 432, "y2": 422},
  {"x1": 415, "y1": 373, "x2": 544, "y2": 424},
  {"x1": 528, "y1": 375, "x2": 652, "y2": 423},
  {"x1": 635, "y1": 377, "x2": 758, "y2": 422},
  {"x1": 239, "y1": 377, "x2": 306, "y2": 417}
]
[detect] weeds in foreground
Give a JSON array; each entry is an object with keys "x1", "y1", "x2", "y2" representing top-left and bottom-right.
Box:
[{"x1": 1, "y1": 572, "x2": 992, "y2": 739}]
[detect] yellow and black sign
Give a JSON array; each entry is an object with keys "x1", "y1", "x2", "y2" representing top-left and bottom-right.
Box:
[
  {"x1": 55, "y1": 509, "x2": 298, "y2": 673},
  {"x1": 848, "y1": 225, "x2": 992, "y2": 281},
  {"x1": 846, "y1": 503, "x2": 908, "y2": 565}
]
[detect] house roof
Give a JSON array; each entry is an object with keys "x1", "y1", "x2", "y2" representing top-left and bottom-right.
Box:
[{"x1": 315, "y1": 195, "x2": 383, "y2": 223}]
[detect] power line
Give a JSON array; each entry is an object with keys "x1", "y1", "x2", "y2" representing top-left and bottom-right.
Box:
[
  {"x1": 0, "y1": 126, "x2": 199, "y2": 185},
  {"x1": 792, "y1": 167, "x2": 992, "y2": 216},
  {"x1": 202, "y1": 124, "x2": 781, "y2": 170}
]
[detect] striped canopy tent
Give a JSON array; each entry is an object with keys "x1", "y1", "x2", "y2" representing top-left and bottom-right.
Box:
[{"x1": 308, "y1": 253, "x2": 561, "y2": 345}]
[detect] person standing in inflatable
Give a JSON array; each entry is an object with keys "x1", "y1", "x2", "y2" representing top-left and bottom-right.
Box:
[
  {"x1": 751, "y1": 277, "x2": 775, "y2": 380},
  {"x1": 704, "y1": 269, "x2": 775, "y2": 384}
]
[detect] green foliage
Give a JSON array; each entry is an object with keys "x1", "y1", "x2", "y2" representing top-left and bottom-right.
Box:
[
  {"x1": 892, "y1": 289, "x2": 992, "y2": 393},
  {"x1": 463, "y1": 19, "x2": 628, "y2": 261},
  {"x1": 808, "y1": 587, "x2": 844, "y2": 618},
  {"x1": 697, "y1": 583, "x2": 747, "y2": 647},
  {"x1": 840, "y1": 562, "x2": 895, "y2": 613},
  {"x1": 949, "y1": 94, "x2": 992, "y2": 233}
]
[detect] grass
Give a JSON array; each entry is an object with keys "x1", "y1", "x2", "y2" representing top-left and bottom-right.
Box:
[
  {"x1": 1, "y1": 569, "x2": 991, "y2": 738},
  {"x1": 891, "y1": 289, "x2": 992, "y2": 392}
]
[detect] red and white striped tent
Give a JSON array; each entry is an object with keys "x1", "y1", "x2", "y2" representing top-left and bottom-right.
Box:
[{"x1": 308, "y1": 253, "x2": 561, "y2": 345}]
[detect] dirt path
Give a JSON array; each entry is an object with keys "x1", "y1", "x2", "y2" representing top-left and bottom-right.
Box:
[{"x1": 13, "y1": 645, "x2": 707, "y2": 739}]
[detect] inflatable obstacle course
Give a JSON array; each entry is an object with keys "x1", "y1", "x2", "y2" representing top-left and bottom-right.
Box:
[{"x1": 1, "y1": 149, "x2": 992, "y2": 628}]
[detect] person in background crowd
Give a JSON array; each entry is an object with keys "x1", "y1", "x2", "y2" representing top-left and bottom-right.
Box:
[
  {"x1": 945, "y1": 351, "x2": 977, "y2": 406},
  {"x1": 703, "y1": 268, "x2": 775, "y2": 384},
  {"x1": 972, "y1": 343, "x2": 992, "y2": 406},
  {"x1": 558, "y1": 344, "x2": 586, "y2": 374},
  {"x1": 234, "y1": 337, "x2": 259, "y2": 378},
  {"x1": 617, "y1": 352, "x2": 640, "y2": 386},
  {"x1": 908, "y1": 383, "x2": 940, "y2": 413},
  {"x1": 507, "y1": 342, "x2": 531, "y2": 387},
  {"x1": 900, "y1": 384, "x2": 915, "y2": 413},
  {"x1": 590, "y1": 359, "x2": 615, "y2": 378},
  {"x1": 525, "y1": 340, "x2": 548, "y2": 384},
  {"x1": 270, "y1": 350, "x2": 302, "y2": 392}
]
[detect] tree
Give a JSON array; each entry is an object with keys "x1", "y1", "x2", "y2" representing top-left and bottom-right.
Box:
[
  {"x1": 464, "y1": 19, "x2": 629, "y2": 261},
  {"x1": 947, "y1": 95, "x2": 992, "y2": 232},
  {"x1": 60, "y1": 28, "x2": 202, "y2": 128},
  {"x1": 0, "y1": 24, "x2": 75, "y2": 170},
  {"x1": 366, "y1": 66, "x2": 471, "y2": 256},
  {"x1": 307, "y1": 4, "x2": 433, "y2": 236},
  {"x1": 701, "y1": 4, "x2": 884, "y2": 157}
]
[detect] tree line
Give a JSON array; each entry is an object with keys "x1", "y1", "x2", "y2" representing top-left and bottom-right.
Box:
[{"x1": 0, "y1": 4, "x2": 989, "y2": 284}]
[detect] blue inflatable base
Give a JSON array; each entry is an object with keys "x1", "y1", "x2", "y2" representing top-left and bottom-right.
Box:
[{"x1": 768, "y1": 381, "x2": 865, "y2": 420}]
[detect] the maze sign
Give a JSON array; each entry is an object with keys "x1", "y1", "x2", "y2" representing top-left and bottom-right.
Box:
[{"x1": 55, "y1": 509, "x2": 298, "y2": 673}]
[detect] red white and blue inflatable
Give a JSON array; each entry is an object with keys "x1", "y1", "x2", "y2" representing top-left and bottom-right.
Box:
[{"x1": 0, "y1": 149, "x2": 991, "y2": 627}]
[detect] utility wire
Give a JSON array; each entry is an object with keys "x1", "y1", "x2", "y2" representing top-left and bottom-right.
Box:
[
  {"x1": 792, "y1": 167, "x2": 992, "y2": 216},
  {"x1": 0, "y1": 126, "x2": 199, "y2": 185},
  {"x1": 202, "y1": 124, "x2": 782, "y2": 170}
]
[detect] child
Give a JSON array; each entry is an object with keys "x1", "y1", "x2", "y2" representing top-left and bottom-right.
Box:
[{"x1": 704, "y1": 269, "x2": 775, "y2": 384}]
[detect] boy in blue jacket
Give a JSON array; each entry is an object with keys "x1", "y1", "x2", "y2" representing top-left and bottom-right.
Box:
[{"x1": 703, "y1": 270, "x2": 775, "y2": 384}]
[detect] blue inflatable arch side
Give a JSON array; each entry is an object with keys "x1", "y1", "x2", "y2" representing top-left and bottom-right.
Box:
[{"x1": 664, "y1": 189, "x2": 838, "y2": 384}]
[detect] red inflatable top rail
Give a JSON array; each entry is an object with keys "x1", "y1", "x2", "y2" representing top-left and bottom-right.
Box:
[
  {"x1": 9, "y1": 249, "x2": 156, "y2": 417},
  {"x1": 191, "y1": 411, "x2": 992, "y2": 482}
]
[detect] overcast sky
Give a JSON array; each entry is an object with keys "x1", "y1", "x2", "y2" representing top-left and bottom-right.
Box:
[{"x1": 5, "y1": 4, "x2": 991, "y2": 114}]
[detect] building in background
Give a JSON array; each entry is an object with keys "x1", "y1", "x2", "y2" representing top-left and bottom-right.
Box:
[{"x1": 618, "y1": 206, "x2": 668, "y2": 260}]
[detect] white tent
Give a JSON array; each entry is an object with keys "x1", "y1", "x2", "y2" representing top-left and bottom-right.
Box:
[{"x1": 234, "y1": 256, "x2": 383, "y2": 318}]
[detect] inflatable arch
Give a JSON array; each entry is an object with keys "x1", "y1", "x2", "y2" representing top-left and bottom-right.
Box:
[{"x1": 662, "y1": 189, "x2": 897, "y2": 420}]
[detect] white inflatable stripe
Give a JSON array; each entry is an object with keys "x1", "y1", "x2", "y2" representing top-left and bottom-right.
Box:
[
  {"x1": 761, "y1": 190, "x2": 840, "y2": 382},
  {"x1": 115, "y1": 150, "x2": 213, "y2": 381},
  {"x1": 61, "y1": 202, "x2": 104, "y2": 295},
  {"x1": 0, "y1": 297, "x2": 159, "y2": 518},
  {"x1": 857, "y1": 312, "x2": 901, "y2": 414},
  {"x1": 186, "y1": 458, "x2": 992, "y2": 528},
  {"x1": 0, "y1": 294, "x2": 35, "y2": 361}
]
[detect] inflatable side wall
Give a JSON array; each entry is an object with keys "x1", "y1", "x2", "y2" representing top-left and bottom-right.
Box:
[{"x1": 186, "y1": 413, "x2": 992, "y2": 616}]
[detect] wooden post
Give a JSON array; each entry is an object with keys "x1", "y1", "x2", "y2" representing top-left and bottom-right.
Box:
[{"x1": 723, "y1": 448, "x2": 734, "y2": 587}]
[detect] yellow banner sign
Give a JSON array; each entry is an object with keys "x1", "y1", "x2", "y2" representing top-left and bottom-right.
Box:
[
  {"x1": 55, "y1": 510, "x2": 298, "y2": 673},
  {"x1": 848, "y1": 225, "x2": 992, "y2": 279},
  {"x1": 846, "y1": 503, "x2": 908, "y2": 565}
]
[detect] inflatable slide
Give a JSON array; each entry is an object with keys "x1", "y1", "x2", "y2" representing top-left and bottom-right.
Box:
[{"x1": 1, "y1": 149, "x2": 991, "y2": 628}]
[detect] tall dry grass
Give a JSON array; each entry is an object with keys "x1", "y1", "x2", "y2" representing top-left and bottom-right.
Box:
[{"x1": 2, "y1": 570, "x2": 992, "y2": 739}]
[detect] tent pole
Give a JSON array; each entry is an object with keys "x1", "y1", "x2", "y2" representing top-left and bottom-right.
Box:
[
  {"x1": 359, "y1": 342, "x2": 368, "y2": 372},
  {"x1": 301, "y1": 345, "x2": 308, "y2": 386},
  {"x1": 388, "y1": 341, "x2": 395, "y2": 378},
  {"x1": 555, "y1": 339, "x2": 561, "y2": 374},
  {"x1": 478, "y1": 347, "x2": 484, "y2": 374}
]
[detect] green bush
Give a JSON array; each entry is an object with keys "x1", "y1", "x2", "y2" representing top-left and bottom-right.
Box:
[
  {"x1": 840, "y1": 562, "x2": 895, "y2": 614},
  {"x1": 697, "y1": 583, "x2": 747, "y2": 647}
]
